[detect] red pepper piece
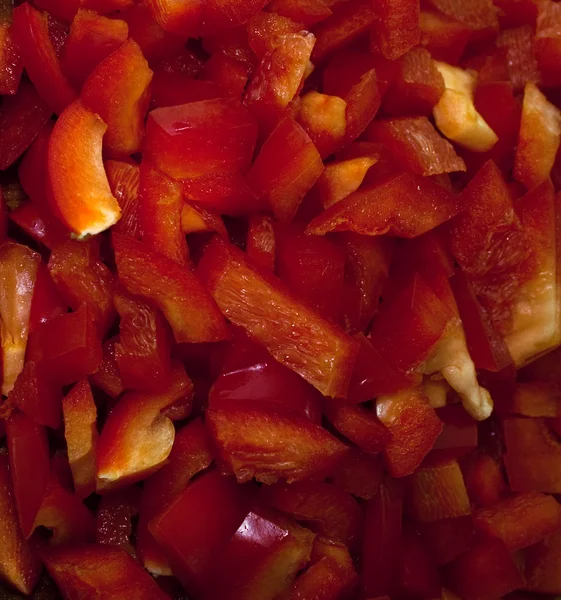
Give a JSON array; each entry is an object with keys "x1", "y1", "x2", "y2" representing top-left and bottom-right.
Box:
[
  {"x1": 443, "y1": 537, "x2": 524, "y2": 600},
  {"x1": 48, "y1": 238, "x2": 115, "y2": 335},
  {"x1": 43, "y1": 544, "x2": 169, "y2": 600},
  {"x1": 6, "y1": 412, "x2": 50, "y2": 537},
  {"x1": 342, "y1": 68, "x2": 383, "y2": 147},
  {"x1": 474, "y1": 491, "x2": 561, "y2": 550},
  {"x1": 197, "y1": 236, "x2": 358, "y2": 398},
  {"x1": 418, "y1": 516, "x2": 477, "y2": 566},
  {"x1": 206, "y1": 405, "x2": 348, "y2": 483},
  {"x1": 509, "y1": 382, "x2": 560, "y2": 417},
  {"x1": 428, "y1": 404, "x2": 478, "y2": 462},
  {"x1": 89, "y1": 337, "x2": 124, "y2": 399},
  {"x1": 325, "y1": 399, "x2": 391, "y2": 455},
  {"x1": 367, "y1": 116, "x2": 466, "y2": 175},
  {"x1": 383, "y1": 47, "x2": 444, "y2": 116},
  {"x1": 0, "y1": 452, "x2": 41, "y2": 595},
  {"x1": 151, "y1": 73, "x2": 225, "y2": 109},
  {"x1": 8, "y1": 361, "x2": 63, "y2": 429},
  {"x1": 249, "y1": 116, "x2": 323, "y2": 222},
  {"x1": 0, "y1": 0, "x2": 22, "y2": 95},
  {"x1": 261, "y1": 480, "x2": 362, "y2": 547},
  {"x1": 81, "y1": 39, "x2": 152, "y2": 157},
  {"x1": 209, "y1": 330, "x2": 323, "y2": 423},
  {"x1": 27, "y1": 304, "x2": 103, "y2": 386},
  {"x1": 419, "y1": 10, "x2": 470, "y2": 63},
  {"x1": 0, "y1": 80, "x2": 51, "y2": 171},
  {"x1": 8, "y1": 201, "x2": 65, "y2": 250},
  {"x1": 266, "y1": 0, "x2": 332, "y2": 26},
  {"x1": 535, "y1": 0, "x2": 561, "y2": 87},
  {"x1": 395, "y1": 526, "x2": 442, "y2": 600},
  {"x1": 181, "y1": 201, "x2": 228, "y2": 237},
  {"x1": 247, "y1": 213, "x2": 275, "y2": 271},
  {"x1": 145, "y1": 98, "x2": 258, "y2": 180},
  {"x1": 360, "y1": 478, "x2": 403, "y2": 598},
  {"x1": 525, "y1": 530, "x2": 561, "y2": 593},
  {"x1": 62, "y1": 10, "x2": 129, "y2": 90},
  {"x1": 275, "y1": 223, "x2": 344, "y2": 322},
  {"x1": 244, "y1": 31, "x2": 315, "y2": 133},
  {"x1": 372, "y1": 0, "x2": 420, "y2": 60},
  {"x1": 0, "y1": 189, "x2": 5, "y2": 242},
  {"x1": 12, "y1": 4, "x2": 76, "y2": 115},
  {"x1": 377, "y1": 388, "x2": 443, "y2": 477},
  {"x1": 0, "y1": 242, "x2": 41, "y2": 396},
  {"x1": 149, "y1": 469, "x2": 252, "y2": 594},
  {"x1": 287, "y1": 537, "x2": 357, "y2": 600},
  {"x1": 143, "y1": 0, "x2": 201, "y2": 35},
  {"x1": 331, "y1": 448, "x2": 384, "y2": 500},
  {"x1": 114, "y1": 292, "x2": 172, "y2": 393},
  {"x1": 105, "y1": 159, "x2": 141, "y2": 238},
  {"x1": 307, "y1": 172, "x2": 459, "y2": 238},
  {"x1": 463, "y1": 452, "x2": 508, "y2": 507},
  {"x1": 118, "y1": 3, "x2": 184, "y2": 62},
  {"x1": 425, "y1": 0, "x2": 499, "y2": 42},
  {"x1": 203, "y1": 507, "x2": 315, "y2": 600},
  {"x1": 96, "y1": 486, "x2": 139, "y2": 552},
  {"x1": 406, "y1": 460, "x2": 471, "y2": 522},
  {"x1": 139, "y1": 160, "x2": 189, "y2": 266},
  {"x1": 496, "y1": 25, "x2": 540, "y2": 92},
  {"x1": 62, "y1": 380, "x2": 98, "y2": 498},
  {"x1": 138, "y1": 418, "x2": 213, "y2": 575},
  {"x1": 113, "y1": 232, "x2": 228, "y2": 343},
  {"x1": 311, "y1": 0, "x2": 377, "y2": 63},
  {"x1": 96, "y1": 364, "x2": 193, "y2": 491},
  {"x1": 29, "y1": 263, "x2": 67, "y2": 333},
  {"x1": 494, "y1": 0, "x2": 537, "y2": 28},
  {"x1": 503, "y1": 416, "x2": 561, "y2": 493},
  {"x1": 203, "y1": 54, "x2": 250, "y2": 101},
  {"x1": 247, "y1": 11, "x2": 303, "y2": 58}
]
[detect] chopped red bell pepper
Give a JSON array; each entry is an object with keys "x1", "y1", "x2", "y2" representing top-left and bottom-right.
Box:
[
  {"x1": 535, "y1": 0, "x2": 561, "y2": 87},
  {"x1": 48, "y1": 237, "x2": 115, "y2": 335},
  {"x1": 105, "y1": 159, "x2": 141, "y2": 238},
  {"x1": 425, "y1": 0, "x2": 499, "y2": 42},
  {"x1": 138, "y1": 417, "x2": 213, "y2": 575},
  {"x1": 43, "y1": 544, "x2": 169, "y2": 600},
  {"x1": 197, "y1": 236, "x2": 359, "y2": 398},
  {"x1": 266, "y1": 0, "x2": 332, "y2": 27},
  {"x1": 419, "y1": 10, "x2": 470, "y2": 63},
  {"x1": 96, "y1": 486, "x2": 139, "y2": 552},
  {"x1": 372, "y1": 0, "x2": 421, "y2": 60},
  {"x1": 0, "y1": 452, "x2": 41, "y2": 595},
  {"x1": 12, "y1": 3, "x2": 76, "y2": 115},
  {"x1": 418, "y1": 516, "x2": 477, "y2": 566},
  {"x1": 114, "y1": 292, "x2": 172, "y2": 393},
  {"x1": 249, "y1": 116, "x2": 323, "y2": 222},
  {"x1": 0, "y1": 0, "x2": 22, "y2": 96},
  {"x1": 29, "y1": 263, "x2": 67, "y2": 333},
  {"x1": 525, "y1": 530, "x2": 561, "y2": 593},
  {"x1": 330, "y1": 448, "x2": 384, "y2": 500},
  {"x1": 143, "y1": 0, "x2": 201, "y2": 35},
  {"x1": 428, "y1": 404, "x2": 478, "y2": 462},
  {"x1": 203, "y1": 53, "x2": 250, "y2": 101},
  {"x1": 496, "y1": 25, "x2": 540, "y2": 92},
  {"x1": 151, "y1": 72, "x2": 225, "y2": 109},
  {"x1": 6, "y1": 412, "x2": 51, "y2": 538},
  {"x1": 307, "y1": 171, "x2": 459, "y2": 238},
  {"x1": 463, "y1": 452, "x2": 508, "y2": 507},
  {"x1": 247, "y1": 213, "x2": 276, "y2": 270},
  {"x1": 61, "y1": 9, "x2": 129, "y2": 90},
  {"x1": 113, "y1": 232, "x2": 228, "y2": 343},
  {"x1": 367, "y1": 116, "x2": 466, "y2": 175},
  {"x1": 247, "y1": 11, "x2": 303, "y2": 58},
  {"x1": 377, "y1": 388, "x2": 443, "y2": 477},
  {"x1": 62, "y1": 379, "x2": 98, "y2": 498},
  {"x1": 181, "y1": 201, "x2": 227, "y2": 237},
  {"x1": 89, "y1": 337, "x2": 124, "y2": 399},
  {"x1": 145, "y1": 98, "x2": 258, "y2": 180}
]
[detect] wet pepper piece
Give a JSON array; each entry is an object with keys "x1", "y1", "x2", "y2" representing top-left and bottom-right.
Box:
[
  {"x1": 12, "y1": 4, "x2": 76, "y2": 115},
  {"x1": 48, "y1": 100, "x2": 122, "y2": 237},
  {"x1": 143, "y1": 0, "x2": 201, "y2": 35},
  {"x1": 96, "y1": 486, "x2": 139, "y2": 552},
  {"x1": 198, "y1": 236, "x2": 359, "y2": 398},
  {"x1": 145, "y1": 98, "x2": 258, "y2": 180},
  {"x1": 29, "y1": 263, "x2": 67, "y2": 333},
  {"x1": 267, "y1": 0, "x2": 331, "y2": 26},
  {"x1": 463, "y1": 452, "x2": 508, "y2": 507},
  {"x1": 249, "y1": 116, "x2": 323, "y2": 222},
  {"x1": 330, "y1": 448, "x2": 384, "y2": 500},
  {"x1": 113, "y1": 232, "x2": 228, "y2": 343},
  {"x1": 207, "y1": 405, "x2": 347, "y2": 483},
  {"x1": 149, "y1": 469, "x2": 252, "y2": 595},
  {"x1": 307, "y1": 172, "x2": 459, "y2": 238},
  {"x1": 418, "y1": 516, "x2": 476, "y2": 566},
  {"x1": 0, "y1": 242, "x2": 40, "y2": 396},
  {"x1": 209, "y1": 330, "x2": 323, "y2": 423},
  {"x1": 0, "y1": 0, "x2": 22, "y2": 96},
  {"x1": 62, "y1": 10, "x2": 129, "y2": 90},
  {"x1": 89, "y1": 337, "x2": 124, "y2": 399},
  {"x1": 247, "y1": 213, "x2": 275, "y2": 271},
  {"x1": 105, "y1": 159, "x2": 141, "y2": 238},
  {"x1": 429, "y1": 404, "x2": 478, "y2": 461},
  {"x1": 48, "y1": 237, "x2": 115, "y2": 335},
  {"x1": 114, "y1": 292, "x2": 172, "y2": 394},
  {"x1": 247, "y1": 11, "x2": 304, "y2": 58},
  {"x1": 43, "y1": 544, "x2": 169, "y2": 600},
  {"x1": 138, "y1": 418, "x2": 213, "y2": 575},
  {"x1": 203, "y1": 507, "x2": 315, "y2": 600},
  {"x1": 425, "y1": 0, "x2": 499, "y2": 42},
  {"x1": 62, "y1": 380, "x2": 98, "y2": 498},
  {"x1": 0, "y1": 80, "x2": 51, "y2": 171},
  {"x1": 6, "y1": 412, "x2": 51, "y2": 538},
  {"x1": 419, "y1": 10, "x2": 470, "y2": 63},
  {"x1": 81, "y1": 39, "x2": 153, "y2": 157},
  {"x1": 535, "y1": 0, "x2": 561, "y2": 87},
  {"x1": 139, "y1": 160, "x2": 189, "y2": 266},
  {"x1": 525, "y1": 530, "x2": 561, "y2": 593},
  {"x1": 372, "y1": 0, "x2": 421, "y2": 60}
]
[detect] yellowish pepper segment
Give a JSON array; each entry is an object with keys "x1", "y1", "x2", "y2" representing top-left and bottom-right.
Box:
[{"x1": 433, "y1": 62, "x2": 498, "y2": 153}]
